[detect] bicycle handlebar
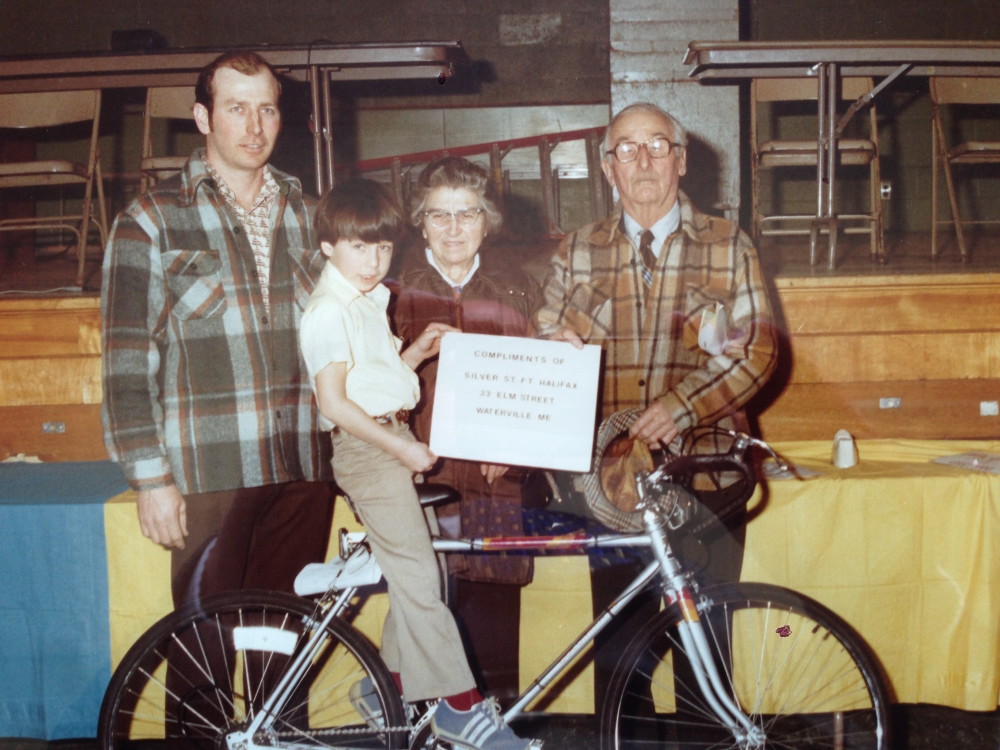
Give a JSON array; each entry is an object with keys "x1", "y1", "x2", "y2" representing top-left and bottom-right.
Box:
[
  {"x1": 639, "y1": 431, "x2": 791, "y2": 516},
  {"x1": 652, "y1": 451, "x2": 755, "y2": 487}
]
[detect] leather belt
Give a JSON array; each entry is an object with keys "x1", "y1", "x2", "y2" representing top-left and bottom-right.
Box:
[
  {"x1": 332, "y1": 409, "x2": 409, "y2": 436},
  {"x1": 373, "y1": 409, "x2": 409, "y2": 425}
]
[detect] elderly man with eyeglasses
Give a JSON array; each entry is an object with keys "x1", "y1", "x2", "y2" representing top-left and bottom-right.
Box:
[{"x1": 534, "y1": 101, "x2": 779, "y2": 710}]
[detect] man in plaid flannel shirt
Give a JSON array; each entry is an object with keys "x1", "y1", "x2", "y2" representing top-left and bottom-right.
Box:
[
  {"x1": 101, "y1": 51, "x2": 334, "y2": 608},
  {"x1": 535, "y1": 101, "x2": 779, "y2": 706}
]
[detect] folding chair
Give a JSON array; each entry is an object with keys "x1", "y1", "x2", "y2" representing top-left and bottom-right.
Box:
[
  {"x1": 930, "y1": 76, "x2": 1000, "y2": 262},
  {"x1": 751, "y1": 76, "x2": 885, "y2": 267},
  {"x1": 140, "y1": 86, "x2": 196, "y2": 192},
  {"x1": 0, "y1": 89, "x2": 108, "y2": 288}
]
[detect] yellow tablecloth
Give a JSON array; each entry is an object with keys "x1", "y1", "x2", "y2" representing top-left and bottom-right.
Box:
[
  {"x1": 105, "y1": 438, "x2": 1000, "y2": 713},
  {"x1": 742, "y1": 439, "x2": 1000, "y2": 710}
]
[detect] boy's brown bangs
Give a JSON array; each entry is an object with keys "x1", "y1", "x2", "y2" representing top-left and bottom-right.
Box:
[
  {"x1": 343, "y1": 212, "x2": 404, "y2": 245},
  {"x1": 315, "y1": 179, "x2": 405, "y2": 246}
]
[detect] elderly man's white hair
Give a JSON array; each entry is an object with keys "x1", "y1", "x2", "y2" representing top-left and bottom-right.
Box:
[{"x1": 602, "y1": 102, "x2": 687, "y2": 158}]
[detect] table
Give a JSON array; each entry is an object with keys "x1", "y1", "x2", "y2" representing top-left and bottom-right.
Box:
[
  {"x1": 0, "y1": 42, "x2": 464, "y2": 194},
  {"x1": 100, "y1": 438, "x2": 1000, "y2": 714},
  {"x1": 745, "y1": 438, "x2": 1000, "y2": 710},
  {"x1": 683, "y1": 40, "x2": 1000, "y2": 268},
  {"x1": 4, "y1": 439, "x2": 998, "y2": 739}
]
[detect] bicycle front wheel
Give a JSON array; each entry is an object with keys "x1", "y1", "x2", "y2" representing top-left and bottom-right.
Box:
[
  {"x1": 601, "y1": 582, "x2": 893, "y2": 749},
  {"x1": 99, "y1": 590, "x2": 408, "y2": 750}
]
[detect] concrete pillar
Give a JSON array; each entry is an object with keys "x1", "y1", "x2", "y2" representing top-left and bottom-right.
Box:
[{"x1": 609, "y1": 0, "x2": 741, "y2": 222}]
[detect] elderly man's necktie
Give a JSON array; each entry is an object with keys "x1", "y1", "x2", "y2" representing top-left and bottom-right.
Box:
[{"x1": 638, "y1": 229, "x2": 655, "y2": 286}]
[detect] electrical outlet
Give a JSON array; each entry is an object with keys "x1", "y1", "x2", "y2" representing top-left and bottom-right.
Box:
[
  {"x1": 42, "y1": 421, "x2": 66, "y2": 433},
  {"x1": 879, "y1": 397, "x2": 902, "y2": 409},
  {"x1": 981, "y1": 401, "x2": 999, "y2": 417}
]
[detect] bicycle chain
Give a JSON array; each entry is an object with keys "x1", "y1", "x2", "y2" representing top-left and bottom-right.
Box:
[
  {"x1": 267, "y1": 722, "x2": 413, "y2": 737},
  {"x1": 263, "y1": 700, "x2": 433, "y2": 741}
]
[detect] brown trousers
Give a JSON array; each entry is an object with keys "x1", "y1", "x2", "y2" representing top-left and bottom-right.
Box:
[
  {"x1": 171, "y1": 480, "x2": 335, "y2": 607},
  {"x1": 332, "y1": 423, "x2": 475, "y2": 701}
]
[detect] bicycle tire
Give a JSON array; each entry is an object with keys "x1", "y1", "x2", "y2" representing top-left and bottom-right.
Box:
[
  {"x1": 98, "y1": 589, "x2": 408, "y2": 750},
  {"x1": 600, "y1": 581, "x2": 893, "y2": 750}
]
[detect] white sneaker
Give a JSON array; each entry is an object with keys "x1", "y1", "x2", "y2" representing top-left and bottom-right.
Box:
[{"x1": 431, "y1": 697, "x2": 542, "y2": 750}]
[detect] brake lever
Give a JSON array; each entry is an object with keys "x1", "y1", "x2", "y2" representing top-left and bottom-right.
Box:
[{"x1": 738, "y1": 433, "x2": 804, "y2": 481}]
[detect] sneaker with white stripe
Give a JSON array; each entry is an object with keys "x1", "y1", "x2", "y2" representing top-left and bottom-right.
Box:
[{"x1": 431, "y1": 697, "x2": 542, "y2": 750}]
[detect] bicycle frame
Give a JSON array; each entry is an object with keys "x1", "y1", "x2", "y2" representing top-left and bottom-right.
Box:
[
  {"x1": 434, "y1": 500, "x2": 761, "y2": 744},
  {"x1": 432, "y1": 531, "x2": 658, "y2": 723},
  {"x1": 233, "y1": 487, "x2": 764, "y2": 749}
]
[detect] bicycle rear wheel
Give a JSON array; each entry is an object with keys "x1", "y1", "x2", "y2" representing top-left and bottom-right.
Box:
[
  {"x1": 99, "y1": 590, "x2": 408, "y2": 750},
  {"x1": 601, "y1": 582, "x2": 893, "y2": 749}
]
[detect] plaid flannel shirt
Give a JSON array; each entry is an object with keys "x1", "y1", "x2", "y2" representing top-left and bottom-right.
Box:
[
  {"x1": 101, "y1": 148, "x2": 332, "y2": 494},
  {"x1": 534, "y1": 192, "x2": 778, "y2": 446}
]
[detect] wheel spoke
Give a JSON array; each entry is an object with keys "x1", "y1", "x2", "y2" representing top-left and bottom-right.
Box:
[
  {"x1": 99, "y1": 590, "x2": 409, "y2": 749},
  {"x1": 601, "y1": 582, "x2": 892, "y2": 750}
]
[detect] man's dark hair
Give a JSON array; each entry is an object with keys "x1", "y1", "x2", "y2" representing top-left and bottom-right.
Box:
[{"x1": 195, "y1": 50, "x2": 281, "y2": 114}]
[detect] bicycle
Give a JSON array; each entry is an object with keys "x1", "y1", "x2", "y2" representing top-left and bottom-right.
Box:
[{"x1": 98, "y1": 428, "x2": 893, "y2": 750}]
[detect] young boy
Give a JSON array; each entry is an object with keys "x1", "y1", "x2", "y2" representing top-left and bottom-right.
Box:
[{"x1": 300, "y1": 179, "x2": 540, "y2": 750}]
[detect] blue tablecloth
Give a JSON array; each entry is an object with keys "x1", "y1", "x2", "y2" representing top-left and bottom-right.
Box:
[{"x1": 0, "y1": 461, "x2": 128, "y2": 740}]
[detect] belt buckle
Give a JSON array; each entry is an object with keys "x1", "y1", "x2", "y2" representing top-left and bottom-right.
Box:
[{"x1": 374, "y1": 409, "x2": 408, "y2": 426}]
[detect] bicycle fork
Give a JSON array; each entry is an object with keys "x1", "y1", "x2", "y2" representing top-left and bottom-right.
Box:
[
  {"x1": 642, "y1": 503, "x2": 767, "y2": 748},
  {"x1": 223, "y1": 586, "x2": 359, "y2": 750}
]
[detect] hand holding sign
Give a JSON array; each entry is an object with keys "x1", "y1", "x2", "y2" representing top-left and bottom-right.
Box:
[{"x1": 430, "y1": 332, "x2": 601, "y2": 472}]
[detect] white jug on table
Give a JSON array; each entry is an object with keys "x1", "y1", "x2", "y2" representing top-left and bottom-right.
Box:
[{"x1": 832, "y1": 429, "x2": 859, "y2": 469}]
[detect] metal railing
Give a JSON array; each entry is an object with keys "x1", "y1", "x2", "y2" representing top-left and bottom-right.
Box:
[{"x1": 349, "y1": 126, "x2": 610, "y2": 236}]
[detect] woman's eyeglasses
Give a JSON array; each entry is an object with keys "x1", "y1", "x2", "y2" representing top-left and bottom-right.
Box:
[{"x1": 422, "y1": 208, "x2": 485, "y2": 228}]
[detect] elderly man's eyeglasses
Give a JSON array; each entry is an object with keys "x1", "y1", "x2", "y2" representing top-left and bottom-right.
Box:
[
  {"x1": 422, "y1": 208, "x2": 485, "y2": 228},
  {"x1": 605, "y1": 138, "x2": 683, "y2": 164}
]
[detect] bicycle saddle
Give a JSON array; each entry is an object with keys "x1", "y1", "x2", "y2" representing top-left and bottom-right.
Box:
[{"x1": 417, "y1": 483, "x2": 460, "y2": 507}]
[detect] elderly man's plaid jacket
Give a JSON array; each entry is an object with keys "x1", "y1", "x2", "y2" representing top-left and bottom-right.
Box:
[{"x1": 535, "y1": 192, "x2": 778, "y2": 444}]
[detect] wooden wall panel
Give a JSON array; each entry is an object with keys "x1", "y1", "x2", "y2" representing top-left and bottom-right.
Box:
[
  {"x1": 0, "y1": 298, "x2": 104, "y2": 460},
  {"x1": 0, "y1": 307, "x2": 101, "y2": 357},
  {"x1": 0, "y1": 356, "x2": 103, "y2": 406},
  {"x1": 787, "y1": 331, "x2": 1000, "y2": 383},
  {"x1": 775, "y1": 273, "x2": 1000, "y2": 334},
  {"x1": 2, "y1": 272, "x2": 1000, "y2": 459},
  {"x1": 755, "y1": 380, "x2": 1000, "y2": 441},
  {"x1": 758, "y1": 272, "x2": 1000, "y2": 441},
  {"x1": 0, "y1": 403, "x2": 107, "y2": 461}
]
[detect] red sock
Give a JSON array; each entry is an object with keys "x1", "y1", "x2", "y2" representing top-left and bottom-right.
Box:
[
  {"x1": 443, "y1": 687, "x2": 483, "y2": 711},
  {"x1": 392, "y1": 672, "x2": 403, "y2": 694}
]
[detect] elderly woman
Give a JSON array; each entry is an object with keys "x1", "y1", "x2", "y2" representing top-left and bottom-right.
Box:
[{"x1": 392, "y1": 155, "x2": 542, "y2": 702}]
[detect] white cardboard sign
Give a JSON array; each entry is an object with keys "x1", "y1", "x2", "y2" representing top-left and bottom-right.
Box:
[{"x1": 429, "y1": 332, "x2": 601, "y2": 472}]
